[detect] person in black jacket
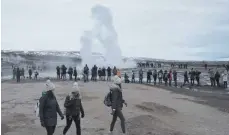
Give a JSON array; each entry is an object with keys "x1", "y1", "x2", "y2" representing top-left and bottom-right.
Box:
[
  {"x1": 215, "y1": 71, "x2": 221, "y2": 87},
  {"x1": 73, "y1": 67, "x2": 78, "y2": 81},
  {"x1": 173, "y1": 70, "x2": 177, "y2": 87},
  {"x1": 102, "y1": 67, "x2": 106, "y2": 81},
  {"x1": 109, "y1": 75, "x2": 127, "y2": 135},
  {"x1": 63, "y1": 82, "x2": 84, "y2": 135},
  {"x1": 29, "y1": 68, "x2": 33, "y2": 79},
  {"x1": 39, "y1": 80, "x2": 64, "y2": 135},
  {"x1": 153, "y1": 69, "x2": 157, "y2": 85},
  {"x1": 68, "y1": 67, "x2": 73, "y2": 80},
  {"x1": 183, "y1": 71, "x2": 189, "y2": 86},
  {"x1": 147, "y1": 70, "x2": 152, "y2": 83},
  {"x1": 16, "y1": 67, "x2": 21, "y2": 83},
  {"x1": 107, "y1": 66, "x2": 111, "y2": 81}
]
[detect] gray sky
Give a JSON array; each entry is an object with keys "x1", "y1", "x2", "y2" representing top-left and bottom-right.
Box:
[{"x1": 2, "y1": 0, "x2": 229, "y2": 60}]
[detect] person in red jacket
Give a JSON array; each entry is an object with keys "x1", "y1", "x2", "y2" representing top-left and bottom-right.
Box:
[{"x1": 168, "y1": 70, "x2": 173, "y2": 86}]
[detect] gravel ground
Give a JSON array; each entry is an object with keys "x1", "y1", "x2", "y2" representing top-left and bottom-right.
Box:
[{"x1": 1, "y1": 80, "x2": 229, "y2": 135}]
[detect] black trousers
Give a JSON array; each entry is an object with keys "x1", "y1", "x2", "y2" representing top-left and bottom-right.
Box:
[
  {"x1": 153, "y1": 77, "x2": 157, "y2": 85},
  {"x1": 191, "y1": 79, "x2": 194, "y2": 86},
  {"x1": 196, "y1": 77, "x2": 200, "y2": 85},
  {"x1": 74, "y1": 75, "x2": 77, "y2": 81},
  {"x1": 110, "y1": 109, "x2": 125, "y2": 133},
  {"x1": 45, "y1": 126, "x2": 56, "y2": 135},
  {"x1": 63, "y1": 115, "x2": 81, "y2": 135},
  {"x1": 210, "y1": 78, "x2": 215, "y2": 86},
  {"x1": 224, "y1": 81, "x2": 227, "y2": 88},
  {"x1": 216, "y1": 79, "x2": 220, "y2": 87}
]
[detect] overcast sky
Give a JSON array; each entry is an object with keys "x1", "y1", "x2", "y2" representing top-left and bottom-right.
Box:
[{"x1": 2, "y1": 0, "x2": 229, "y2": 60}]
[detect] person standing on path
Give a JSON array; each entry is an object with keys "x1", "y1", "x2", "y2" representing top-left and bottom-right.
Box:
[
  {"x1": 73, "y1": 67, "x2": 78, "y2": 81},
  {"x1": 63, "y1": 82, "x2": 84, "y2": 135},
  {"x1": 39, "y1": 80, "x2": 64, "y2": 135},
  {"x1": 16, "y1": 67, "x2": 21, "y2": 83},
  {"x1": 222, "y1": 70, "x2": 228, "y2": 88},
  {"x1": 109, "y1": 75, "x2": 127, "y2": 135}
]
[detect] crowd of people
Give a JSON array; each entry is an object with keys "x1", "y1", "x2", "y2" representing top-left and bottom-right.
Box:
[
  {"x1": 124, "y1": 68, "x2": 228, "y2": 89},
  {"x1": 12, "y1": 66, "x2": 39, "y2": 82},
  {"x1": 37, "y1": 74, "x2": 126, "y2": 135},
  {"x1": 55, "y1": 64, "x2": 121, "y2": 82}
]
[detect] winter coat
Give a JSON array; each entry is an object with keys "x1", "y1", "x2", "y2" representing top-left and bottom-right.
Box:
[
  {"x1": 190, "y1": 70, "x2": 195, "y2": 79},
  {"x1": 158, "y1": 72, "x2": 163, "y2": 79},
  {"x1": 222, "y1": 71, "x2": 228, "y2": 82},
  {"x1": 215, "y1": 72, "x2": 220, "y2": 79},
  {"x1": 168, "y1": 72, "x2": 172, "y2": 80},
  {"x1": 113, "y1": 68, "x2": 117, "y2": 75},
  {"x1": 208, "y1": 70, "x2": 215, "y2": 78},
  {"x1": 64, "y1": 93, "x2": 84, "y2": 116},
  {"x1": 110, "y1": 84, "x2": 124, "y2": 110},
  {"x1": 39, "y1": 95, "x2": 63, "y2": 126},
  {"x1": 107, "y1": 67, "x2": 111, "y2": 76},
  {"x1": 29, "y1": 69, "x2": 32, "y2": 75},
  {"x1": 56, "y1": 67, "x2": 60, "y2": 74},
  {"x1": 73, "y1": 69, "x2": 77, "y2": 76},
  {"x1": 173, "y1": 71, "x2": 177, "y2": 80},
  {"x1": 195, "y1": 71, "x2": 201, "y2": 78},
  {"x1": 102, "y1": 68, "x2": 106, "y2": 76}
]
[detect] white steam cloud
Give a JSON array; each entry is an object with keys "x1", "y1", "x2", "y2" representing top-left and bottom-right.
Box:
[{"x1": 80, "y1": 4, "x2": 123, "y2": 68}]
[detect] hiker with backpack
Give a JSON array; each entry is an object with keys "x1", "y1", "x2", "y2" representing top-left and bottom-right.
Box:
[
  {"x1": 104, "y1": 75, "x2": 127, "y2": 135},
  {"x1": 63, "y1": 82, "x2": 84, "y2": 135},
  {"x1": 39, "y1": 80, "x2": 64, "y2": 135}
]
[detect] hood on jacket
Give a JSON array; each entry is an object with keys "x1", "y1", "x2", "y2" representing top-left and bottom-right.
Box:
[{"x1": 45, "y1": 80, "x2": 55, "y2": 91}]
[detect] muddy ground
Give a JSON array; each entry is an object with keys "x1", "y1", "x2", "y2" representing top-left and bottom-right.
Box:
[{"x1": 1, "y1": 80, "x2": 229, "y2": 135}]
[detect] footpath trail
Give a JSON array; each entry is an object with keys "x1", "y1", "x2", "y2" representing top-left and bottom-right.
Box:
[{"x1": 1, "y1": 81, "x2": 229, "y2": 135}]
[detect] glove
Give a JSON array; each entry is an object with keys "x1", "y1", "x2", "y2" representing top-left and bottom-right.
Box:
[
  {"x1": 41, "y1": 121, "x2": 45, "y2": 127},
  {"x1": 110, "y1": 109, "x2": 115, "y2": 115},
  {"x1": 61, "y1": 115, "x2": 64, "y2": 120},
  {"x1": 81, "y1": 113, "x2": 85, "y2": 118}
]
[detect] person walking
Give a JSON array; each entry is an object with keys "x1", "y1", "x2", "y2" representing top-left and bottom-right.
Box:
[
  {"x1": 109, "y1": 75, "x2": 127, "y2": 135},
  {"x1": 39, "y1": 80, "x2": 64, "y2": 135},
  {"x1": 63, "y1": 82, "x2": 84, "y2": 135}
]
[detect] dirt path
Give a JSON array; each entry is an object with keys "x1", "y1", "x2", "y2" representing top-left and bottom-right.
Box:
[{"x1": 1, "y1": 81, "x2": 229, "y2": 135}]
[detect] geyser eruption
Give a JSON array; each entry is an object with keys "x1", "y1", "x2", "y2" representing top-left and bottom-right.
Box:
[
  {"x1": 80, "y1": 4, "x2": 122, "y2": 67},
  {"x1": 91, "y1": 5, "x2": 122, "y2": 67}
]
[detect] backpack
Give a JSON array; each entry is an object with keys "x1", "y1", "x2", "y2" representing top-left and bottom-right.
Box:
[{"x1": 104, "y1": 91, "x2": 112, "y2": 107}]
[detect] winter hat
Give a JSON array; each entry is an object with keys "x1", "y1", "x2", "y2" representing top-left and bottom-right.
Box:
[
  {"x1": 113, "y1": 75, "x2": 122, "y2": 85},
  {"x1": 45, "y1": 80, "x2": 55, "y2": 91}
]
